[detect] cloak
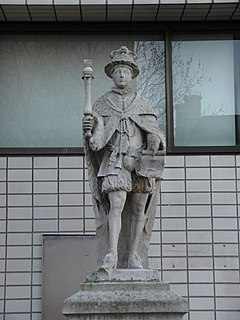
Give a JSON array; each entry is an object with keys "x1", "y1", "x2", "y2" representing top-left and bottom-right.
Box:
[{"x1": 84, "y1": 90, "x2": 165, "y2": 268}]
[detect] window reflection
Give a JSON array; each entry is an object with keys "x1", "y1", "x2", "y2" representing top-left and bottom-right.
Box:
[
  {"x1": 0, "y1": 36, "x2": 164, "y2": 149},
  {"x1": 172, "y1": 37, "x2": 237, "y2": 147}
]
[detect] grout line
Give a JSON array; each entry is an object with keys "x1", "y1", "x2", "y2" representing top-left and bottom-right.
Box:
[
  {"x1": 210, "y1": 155, "x2": 217, "y2": 320},
  {"x1": 2, "y1": 157, "x2": 8, "y2": 320},
  {"x1": 235, "y1": 155, "x2": 240, "y2": 284},
  {"x1": 82, "y1": 156, "x2": 86, "y2": 234},
  {"x1": 30, "y1": 156, "x2": 34, "y2": 320},
  {"x1": 57, "y1": 156, "x2": 60, "y2": 233},
  {"x1": 184, "y1": 155, "x2": 190, "y2": 320},
  {"x1": 159, "y1": 186, "x2": 163, "y2": 281}
]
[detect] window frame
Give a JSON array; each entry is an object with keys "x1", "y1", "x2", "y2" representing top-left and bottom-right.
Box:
[
  {"x1": 165, "y1": 24, "x2": 240, "y2": 155},
  {"x1": 0, "y1": 21, "x2": 239, "y2": 155}
]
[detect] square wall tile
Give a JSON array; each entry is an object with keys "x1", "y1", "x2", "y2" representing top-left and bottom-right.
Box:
[
  {"x1": 27, "y1": 0, "x2": 53, "y2": 3},
  {"x1": 189, "y1": 270, "x2": 213, "y2": 282},
  {"x1": 8, "y1": 182, "x2": 32, "y2": 194},
  {"x1": 8, "y1": 220, "x2": 32, "y2": 232},
  {"x1": 161, "y1": 180, "x2": 185, "y2": 192},
  {"x1": 7, "y1": 259, "x2": 31, "y2": 272},
  {"x1": 59, "y1": 156, "x2": 83, "y2": 168},
  {"x1": 162, "y1": 244, "x2": 186, "y2": 257},
  {"x1": 8, "y1": 157, "x2": 32, "y2": 169},
  {"x1": 34, "y1": 219, "x2": 58, "y2": 232},
  {"x1": 162, "y1": 218, "x2": 186, "y2": 230},
  {"x1": 7, "y1": 233, "x2": 32, "y2": 246},
  {"x1": 162, "y1": 231, "x2": 186, "y2": 243},
  {"x1": 34, "y1": 169, "x2": 58, "y2": 181},
  {"x1": 161, "y1": 205, "x2": 186, "y2": 217},
  {"x1": 186, "y1": 180, "x2": 210, "y2": 192},
  {"x1": 189, "y1": 283, "x2": 214, "y2": 296},
  {"x1": 186, "y1": 156, "x2": 209, "y2": 167},
  {"x1": 213, "y1": 230, "x2": 238, "y2": 243},
  {"x1": 8, "y1": 170, "x2": 32, "y2": 181},
  {"x1": 59, "y1": 169, "x2": 83, "y2": 180},
  {"x1": 5, "y1": 299, "x2": 31, "y2": 312},
  {"x1": 214, "y1": 243, "x2": 238, "y2": 256},
  {"x1": 163, "y1": 270, "x2": 187, "y2": 283},
  {"x1": 190, "y1": 297, "x2": 214, "y2": 310},
  {"x1": 187, "y1": 218, "x2": 211, "y2": 230},
  {"x1": 186, "y1": 193, "x2": 210, "y2": 205},
  {"x1": 187, "y1": 231, "x2": 212, "y2": 243},
  {"x1": 211, "y1": 155, "x2": 235, "y2": 167},
  {"x1": 186, "y1": 168, "x2": 210, "y2": 179},
  {"x1": 162, "y1": 168, "x2": 185, "y2": 180},
  {"x1": 59, "y1": 219, "x2": 83, "y2": 232},
  {"x1": 215, "y1": 270, "x2": 239, "y2": 283},
  {"x1": 6, "y1": 272, "x2": 31, "y2": 285},
  {"x1": 6, "y1": 286, "x2": 31, "y2": 299},
  {"x1": 161, "y1": 192, "x2": 185, "y2": 205},
  {"x1": 212, "y1": 205, "x2": 236, "y2": 217},
  {"x1": 34, "y1": 181, "x2": 57, "y2": 193},
  {"x1": 8, "y1": 207, "x2": 32, "y2": 220},
  {"x1": 188, "y1": 257, "x2": 213, "y2": 269},
  {"x1": 188, "y1": 244, "x2": 212, "y2": 256},
  {"x1": 34, "y1": 157, "x2": 57, "y2": 168},
  {"x1": 0, "y1": 158, "x2": 6, "y2": 168},
  {"x1": 165, "y1": 156, "x2": 184, "y2": 167},
  {"x1": 212, "y1": 193, "x2": 236, "y2": 205},
  {"x1": 215, "y1": 283, "x2": 240, "y2": 296},
  {"x1": 55, "y1": 0, "x2": 80, "y2": 3},
  {"x1": 59, "y1": 206, "x2": 83, "y2": 219},
  {"x1": 162, "y1": 257, "x2": 187, "y2": 270}
]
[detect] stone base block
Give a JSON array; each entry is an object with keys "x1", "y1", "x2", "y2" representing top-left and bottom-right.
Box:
[
  {"x1": 64, "y1": 314, "x2": 186, "y2": 320},
  {"x1": 62, "y1": 269, "x2": 189, "y2": 320}
]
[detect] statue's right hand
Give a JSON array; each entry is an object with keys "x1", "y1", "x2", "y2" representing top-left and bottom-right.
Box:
[{"x1": 83, "y1": 115, "x2": 94, "y2": 132}]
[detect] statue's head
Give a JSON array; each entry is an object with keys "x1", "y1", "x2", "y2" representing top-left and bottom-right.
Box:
[{"x1": 104, "y1": 46, "x2": 139, "y2": 80}]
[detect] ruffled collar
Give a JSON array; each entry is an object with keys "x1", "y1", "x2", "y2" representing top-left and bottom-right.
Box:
[{"x1": 111, "y1": 86, "x2": 133, "y2": 95}]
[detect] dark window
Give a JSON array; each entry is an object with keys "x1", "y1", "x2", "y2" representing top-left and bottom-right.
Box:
[
  {"x1": 0, "y1": 34, "x2": 165, "y2": 154},
  {"x1": 172, "y1": 35, "x2": 238, "y2": 147},
  {"x1": 0, "y1": 22, "x2": 239, "y2": 155}
]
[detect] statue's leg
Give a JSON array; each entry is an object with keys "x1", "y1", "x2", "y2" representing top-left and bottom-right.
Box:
[
  {"x1": 100, "y1": 190, "x2": 127, "y2": 270},
  {"x1": 128, "y1": 193, "x2": 148, "y2": 269}
]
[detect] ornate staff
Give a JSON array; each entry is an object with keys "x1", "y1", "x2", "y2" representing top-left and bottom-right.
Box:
[{"x1": 82, "y1": 60, "x2": 94, "y2": 139}]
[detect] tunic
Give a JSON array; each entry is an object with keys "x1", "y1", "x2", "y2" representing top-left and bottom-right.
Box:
[{"x1": 89, "y1": 86, "x2": 162, "y2": 193}]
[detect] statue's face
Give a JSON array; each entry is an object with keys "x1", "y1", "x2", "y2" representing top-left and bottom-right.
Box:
[{"x1": 111, "y1": 66, "x2": 132, "y2": 89}]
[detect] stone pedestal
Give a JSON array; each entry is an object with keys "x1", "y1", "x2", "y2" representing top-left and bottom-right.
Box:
[{"x1": 62, "y1": 269, "x2": 189, "y2": 320}]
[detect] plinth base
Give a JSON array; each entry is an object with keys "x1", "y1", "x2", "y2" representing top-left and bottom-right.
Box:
[{"x1": 62, "y1": 269, "x2": 189, "y2": 320}]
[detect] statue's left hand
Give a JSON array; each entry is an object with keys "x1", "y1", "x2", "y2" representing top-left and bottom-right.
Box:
[{"x1": 147, "y1": 135, "x2": 161, "y2": 155}]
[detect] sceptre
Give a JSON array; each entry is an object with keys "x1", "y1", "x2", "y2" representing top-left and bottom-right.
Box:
[{"x1": 82, "y1": 60, "x2": 94, "y2": 139}]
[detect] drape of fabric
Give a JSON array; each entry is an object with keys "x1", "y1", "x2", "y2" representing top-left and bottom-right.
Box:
[{"x1": 84, "y1": 88, "x2": 165, "y2": 267}]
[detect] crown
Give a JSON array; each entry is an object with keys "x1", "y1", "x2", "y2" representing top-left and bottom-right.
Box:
[{"x1": 105, "y1": 46, "x2": 139, "y2": 79}]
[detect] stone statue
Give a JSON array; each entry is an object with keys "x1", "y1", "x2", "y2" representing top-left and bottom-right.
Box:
[{"x1": 83, "y1": 46, "x2": 165, "y2": 272}]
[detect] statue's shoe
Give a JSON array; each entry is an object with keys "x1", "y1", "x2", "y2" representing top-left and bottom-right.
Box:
[
  {"x1": 100, "y1": 251, "x2": 117, "y2": 271},
  {"x1": 128, "y1": 253, "x2": 143, "y2": 269}
]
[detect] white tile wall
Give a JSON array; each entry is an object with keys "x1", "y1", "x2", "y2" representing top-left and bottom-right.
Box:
[{"x1": 0, "y1": 154, "x2": 239, "y2": 320}]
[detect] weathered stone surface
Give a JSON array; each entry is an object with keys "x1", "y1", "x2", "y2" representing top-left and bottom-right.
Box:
[
  {"x1": 83, "y1": 46, "x2": 166, "y2": 271},
  {"x1": 86, "y1": 268, "x2": 160, "y2": 283},
  {"x1": 62, "y1": 270, "x2": 189, "y2": 320},
  {"x1": 64, "y1": 315, "x2": 185, "y2": 320}
]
